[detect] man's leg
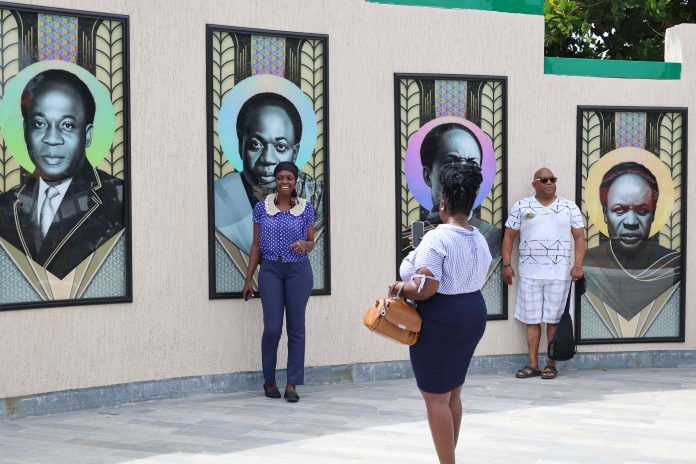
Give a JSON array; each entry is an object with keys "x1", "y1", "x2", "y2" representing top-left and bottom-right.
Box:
[
  {"x1": 515, "y1": 277, "x2": 543, "y2": 377},
  {"x1": 526, "y1": 324, "x2": 541, "y2": 369},
  {"x1": 541, "y1": 278, "x2": 570, "y2": 370},
  {"x1": 421, "y1": 389, "x2": 456, "y2": 464}
]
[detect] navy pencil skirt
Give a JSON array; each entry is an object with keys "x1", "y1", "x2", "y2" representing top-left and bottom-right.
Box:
[{"x1": 409, "y1": 291, "x2": 487, "y2": 394}]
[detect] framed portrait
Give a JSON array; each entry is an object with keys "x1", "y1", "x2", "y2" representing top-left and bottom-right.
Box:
[
  {"x1": 0, "y1": 3, "x2": 131, "y2": 311},
  {"x1": 576, "y1": 106, "x2": 687, "y2": 343},
  {"x1": 207, "y1": 26, "x2": 330, "y2": 298},
  {"x1": 394, "y1": 74, "x2": 507, "y2": 318}
]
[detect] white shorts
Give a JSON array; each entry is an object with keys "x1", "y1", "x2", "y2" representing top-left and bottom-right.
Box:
[{"x1": 514, "y1": 277, "x2": 571, "y2": 324}]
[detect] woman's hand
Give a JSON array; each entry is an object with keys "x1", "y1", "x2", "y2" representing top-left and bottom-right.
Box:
[
  {"x1": 291, "y1": 240, "x2": 312, "y2": 254},
  {"x1": 242, "y1": 280, "x2": 255, "y2": 300}
]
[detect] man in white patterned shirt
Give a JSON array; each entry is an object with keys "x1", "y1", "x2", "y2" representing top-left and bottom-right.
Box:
[{"x1": 501, "y1": 167, "x2": 585, "y2": 380}]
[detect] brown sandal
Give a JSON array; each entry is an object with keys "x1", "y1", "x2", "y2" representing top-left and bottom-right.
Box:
[
  {"x1": 515, "y1": 366, "x2": 541, "y2": 378},
  {"x1": 542, "y1": 365, "x2": 558, "y2": 379}
]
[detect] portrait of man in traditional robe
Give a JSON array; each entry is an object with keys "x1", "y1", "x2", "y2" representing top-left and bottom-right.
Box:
[{"x1": 584, "y1": 160, "x2": 681, "y2": 321}]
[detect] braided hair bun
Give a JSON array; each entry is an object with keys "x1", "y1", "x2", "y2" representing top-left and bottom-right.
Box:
[{"x1": 439, "y1": 160, "x2": 483, "y2": 215}]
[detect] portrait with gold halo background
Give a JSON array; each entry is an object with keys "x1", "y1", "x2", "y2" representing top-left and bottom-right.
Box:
[
  {"x1": 0, "y1": 4, "x2": 130, "y2": 311},
  {"x1": 395, "y1": 74, "x2": 507, "y2": 318},
  {"x1": 207, "y1": 26, "x2": 329, "y2": 298},
  {"x1": 577, "y1": 107, "x2": 685, "y2": 343}
]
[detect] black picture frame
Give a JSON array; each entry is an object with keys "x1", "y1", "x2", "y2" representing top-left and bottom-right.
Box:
[
  {"x1": 0, "y1": 2, "x2": 132, "y2": 312},
  {"x1": 206, "y1": 25, "x2": 331, "y2": 299},
  {"x1": 393, "y1": 73, "x2": 508, "y2": 320},
  {"x1": 575, "y1": 105, "x2": 687, "y2": 344}
]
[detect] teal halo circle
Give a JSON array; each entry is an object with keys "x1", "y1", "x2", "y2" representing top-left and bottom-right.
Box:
[
  {"x1": 0, "y1": 60, "x2": 116, "y2": 172},
  {"x1": 218, "y1": 74, "x2": 317, "y2": 172}
]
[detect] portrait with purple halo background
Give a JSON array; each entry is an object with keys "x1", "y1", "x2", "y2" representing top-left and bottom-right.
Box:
[
  {"x1": 404, "y1": 116, "x2": 496, "y2": 212},
  {"x1": 395, "y1": 74, "x2": 507, "y2": 319}
]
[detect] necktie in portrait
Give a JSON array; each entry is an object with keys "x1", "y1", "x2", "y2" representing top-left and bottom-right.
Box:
[{"x1": 40, "y1": 186, "x2": 59, "y2": 238}]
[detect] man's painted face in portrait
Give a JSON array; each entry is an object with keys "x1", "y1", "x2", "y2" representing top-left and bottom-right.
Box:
[
  {"x1": 240, "y1": 104, "x2": 299, "y2": 190},
  {"x1": 423, "y1": 127, "x2": 481, "y2": 211},
  {"x1": 604, "y1": 173, "x2": 656, "y2": 253},
  {"x1": 25, "y1": 83, "x2": 93, "y2": 181}
]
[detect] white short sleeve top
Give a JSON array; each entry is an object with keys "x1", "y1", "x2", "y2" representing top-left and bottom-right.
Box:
[
  {"x1": 399, "y1": 224, "x2": 492, "y2": 294},
  {"x1": 504, "y1": 196, "x2": 584, "y2": 280}
]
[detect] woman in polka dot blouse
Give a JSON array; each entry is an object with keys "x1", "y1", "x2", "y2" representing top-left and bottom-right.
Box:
[{"x1": 242, "y1": 161, "x2": 314, "y2": 403}]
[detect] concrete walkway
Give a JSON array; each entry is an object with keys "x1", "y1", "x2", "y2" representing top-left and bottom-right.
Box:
[{"x1": 1, "y1": 367, "x2": 695, "y2": 463}]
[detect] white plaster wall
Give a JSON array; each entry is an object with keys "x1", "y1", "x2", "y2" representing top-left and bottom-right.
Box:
[{"x1": 0, "y1": 0, "x2": 694, "y2": 398}]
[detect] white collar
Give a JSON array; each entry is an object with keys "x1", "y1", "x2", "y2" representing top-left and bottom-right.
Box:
[
  {"x1": 38, "y1": 177, "x2": 73, "y2": 199},
  {"x1": 264, "y1": 194, "x2": 307, "y2": 216}
]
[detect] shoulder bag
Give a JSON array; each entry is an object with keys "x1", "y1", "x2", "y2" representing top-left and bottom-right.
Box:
[
  {"x1": 548, "y1": 276, "x2": 586, "y2": 361},
  {"x1": 363, "y1": 297, "x2": 421, "y2": 346}
]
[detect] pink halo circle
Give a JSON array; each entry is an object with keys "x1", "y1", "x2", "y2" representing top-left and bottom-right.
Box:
[{"x1": 404, "y1": 116, "x2": 496, "y2": 212}]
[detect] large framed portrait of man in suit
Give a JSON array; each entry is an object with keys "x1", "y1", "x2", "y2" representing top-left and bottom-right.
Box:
[
  {"x1": 207, "y1": 26, "x2": 330, "y2": 298},
  {"x1": 394, "y1": 74, "x2": 507, "y2": 319},
  {"x1": 0, "y1": 4, "x2": 130, "y2": 310},
  {"x1": 577, "y1": 107, "x2": 686, "y2": 343}
]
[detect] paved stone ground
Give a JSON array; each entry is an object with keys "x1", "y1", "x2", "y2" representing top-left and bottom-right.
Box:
[{"x1": 1, "y1": 367, "x2": 695, "y2": 463}]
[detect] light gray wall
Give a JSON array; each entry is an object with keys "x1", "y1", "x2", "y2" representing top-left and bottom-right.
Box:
[{"x1": 1, "y1": 0, "x2": 694, "y2": 398}]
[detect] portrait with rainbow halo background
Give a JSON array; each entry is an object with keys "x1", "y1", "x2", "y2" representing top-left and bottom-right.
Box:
[
  {"x1": 207, "y1": 26, "x2": 329, "y2": 298},
  {"x1": 0, "y1": 4, "x2": 130, "y2": 310},
  {"x1": 577, "y1": 107, "x2": 686, "y2": 343},
  {"x1": 394, "y1": 74, "x2": 507, "y2": 318}
]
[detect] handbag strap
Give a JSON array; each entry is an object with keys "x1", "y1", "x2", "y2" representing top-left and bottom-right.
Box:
[
  {"x1": 563, "y1": 275, "x2": 587, "y2": 315},
  {"x1": 563, "y1": 280, "x2": 573, "y2": 316}
]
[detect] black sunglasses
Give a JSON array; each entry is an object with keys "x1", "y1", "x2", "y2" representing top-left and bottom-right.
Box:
[{"x1": 534, "y1": 177, "x2": 558, "y2": 184}]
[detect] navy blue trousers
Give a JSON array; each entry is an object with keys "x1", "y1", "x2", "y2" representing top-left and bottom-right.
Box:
[{"x1": 259, "y1": 258, "x2": 313, "y2": 385}]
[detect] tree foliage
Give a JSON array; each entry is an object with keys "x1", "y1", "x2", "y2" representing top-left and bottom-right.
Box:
[{"x1": 545, "y1": 0, "x2": 695, "y2": 60}]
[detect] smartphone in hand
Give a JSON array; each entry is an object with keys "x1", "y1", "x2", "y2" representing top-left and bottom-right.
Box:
[{"x1": 411, "y1": 220, "x2": 425, "y2": 248}]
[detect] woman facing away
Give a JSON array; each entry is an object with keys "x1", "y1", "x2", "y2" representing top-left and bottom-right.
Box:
[
  {"x1": 242, "y1": 161, "x2": 315, "y2": 403},
  {"x1": 389, "y1": 161, "x2": 492, "y2": 464}
]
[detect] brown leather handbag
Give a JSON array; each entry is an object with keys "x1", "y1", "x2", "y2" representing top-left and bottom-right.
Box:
[{"x1": 363, "y1": 298, "x2": 421, "y2": 345}]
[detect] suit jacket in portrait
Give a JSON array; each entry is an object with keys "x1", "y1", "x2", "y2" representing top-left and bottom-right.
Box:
[{"x1": 0, "y1": 163, "x2": 124, "y2": 279}]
